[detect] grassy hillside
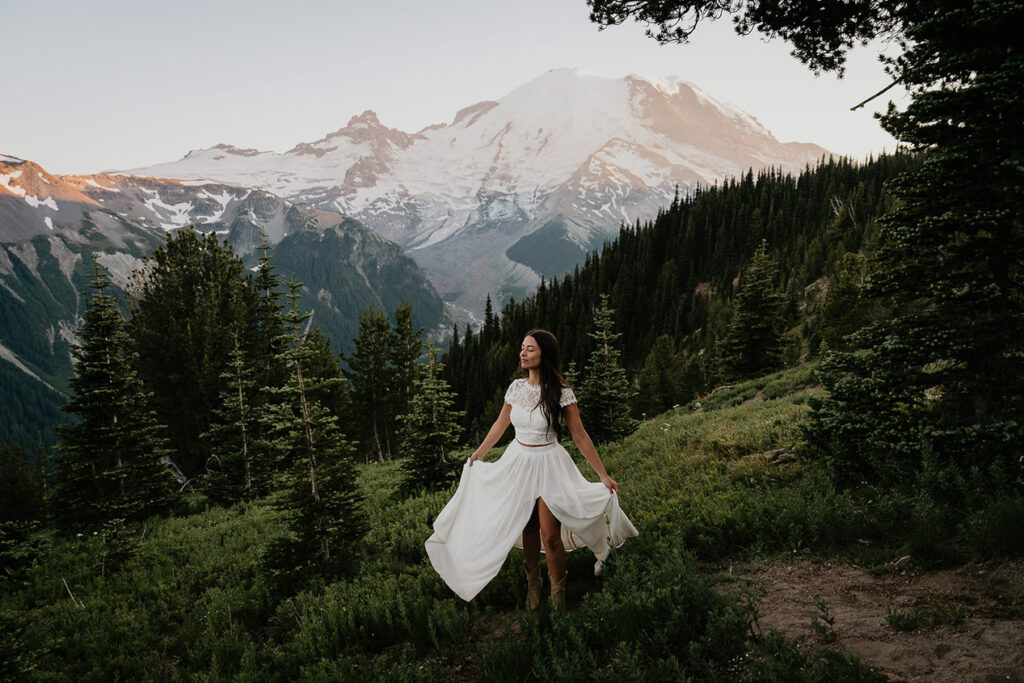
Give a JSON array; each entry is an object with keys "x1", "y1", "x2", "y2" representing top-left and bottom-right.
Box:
[{"x1": 4, "y1": 365, "x2": 1020, "y2": 680}]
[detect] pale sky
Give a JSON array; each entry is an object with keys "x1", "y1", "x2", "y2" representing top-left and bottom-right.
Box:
[{"x1": 2, "y1": 0, "x2": 905, "y2": 175}]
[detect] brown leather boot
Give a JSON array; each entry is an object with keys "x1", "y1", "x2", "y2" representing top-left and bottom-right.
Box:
[
  {"x1": 524, "y1": 560, "x2": 543, "y2": 609},
  {"x1": 550, "y1": 570, "x2": 568, "y2": 610}
]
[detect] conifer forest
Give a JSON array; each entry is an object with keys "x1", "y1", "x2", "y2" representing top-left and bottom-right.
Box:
[{"x1": 2, "y1": 1, "x2": 1023, "y2": 679}]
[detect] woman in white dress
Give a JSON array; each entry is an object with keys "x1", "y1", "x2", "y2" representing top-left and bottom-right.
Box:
[{"x1": 425, "y1": 329, "x2": 638, "y2": 608}]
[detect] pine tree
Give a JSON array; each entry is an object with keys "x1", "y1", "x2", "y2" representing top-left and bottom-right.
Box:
[
  {"x1": 719, "y1": 240, "x2": 786, "y2": 381},
  {"x1": 301, "y1": 326, "x2": 351, "y2": 422},
  {"x1": 576, "y1": 294, "x2": 637, "y2": 443},
  {"x1": 345, "y1": 307, "x2": 396, "y2": 462},
  {"x1": 128, "y1": 228, "x2": 257, "y2": 478},
  {"x1": 482, "y1": 294, "x2": 498, "y2": 343},
  {"x1": 390, "y1": 302, "x2": 424, "y2": 424},
  {"x1": 32, "y1": 436, "x2": 49, "y2": 504},
  {"x1": 0, "y1": 443, "x2": 40, "y2": 523},
  {"x1": 0, "y1": 442, "x2": 48, "y2": 587},
  {"x1": 251, "y1": 229, "x2": 288, "y2": 392},
  {"x1": 634, "y1": 334, "x2": 689, "y2": 418},
  {"x1": 52, "y1": 258, "x2": 176, "y2": 531},
  {"x1": 263, "y1": 277, "x2": 367, "y2": 589},
  {"x1": 563, "y1": 360, "x2": 580, "y2": 389},
  {"x1": 814, "y1": 252, "x2": 881, "y2": 353},
  {"x1": 399, "y1": 345, "x2": 465, "y2": 494},
  {"x1": 200, "y1": 332, "x2": 266, "y2": 504},
  {"x1": 807, "y1": 1, "x2": 1024, "y2": 487}
]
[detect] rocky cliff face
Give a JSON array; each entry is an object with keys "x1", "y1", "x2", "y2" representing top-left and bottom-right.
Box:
[{"x1": 129, "y1": 69, "x2": 830, "y2": 313}]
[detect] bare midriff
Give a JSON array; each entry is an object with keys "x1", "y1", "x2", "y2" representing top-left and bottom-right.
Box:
[{"x1": 516, "y1": 439, "x2": 555, "y2": 447}]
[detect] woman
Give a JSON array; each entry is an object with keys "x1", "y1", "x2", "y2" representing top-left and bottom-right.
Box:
[{"x1": 425, "y1": 329, "x2": 638, "y2": 608}]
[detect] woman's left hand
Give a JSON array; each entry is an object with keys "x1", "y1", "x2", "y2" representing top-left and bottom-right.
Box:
[{"x1": 600, "y1": 476, "x2": 618, "y2": 495}]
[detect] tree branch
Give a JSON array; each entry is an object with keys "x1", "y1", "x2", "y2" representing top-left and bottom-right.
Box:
[{"x1": 851, "y1": 77, "x2": 903, "y2": 111}]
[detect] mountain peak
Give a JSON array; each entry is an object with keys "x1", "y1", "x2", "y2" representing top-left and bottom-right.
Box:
[
  {"x1": 543, "y1": 66, "x2": 599, "y2": 79},
  {"x1": 511, "y1": 67, "x2": 608, "y2": 94},
  {"x1": 122, "y1": 68, "x2": 829, "y2": 316},
  {"x1": 296, "y1": 109, "x2": 420, "y2": 155},
  {"x1": 305, "y1": 110, "x2": 415, "y2": 149},
  {"x1": 346, "y1": 110, "x2": 383, "y2": 128}
]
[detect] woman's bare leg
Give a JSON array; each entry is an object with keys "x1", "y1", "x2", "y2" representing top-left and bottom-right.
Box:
[
  {"x1": 537, "y1": 497, "x2": 565, "y2": 581},
  {"x1": 522, "y1": 500, "x2": 541, "y2": 570}
]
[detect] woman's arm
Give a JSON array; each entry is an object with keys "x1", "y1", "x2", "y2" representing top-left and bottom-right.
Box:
[
  {"x1": 469, "y1": 402, "x2": 513, "y2": 465},
  {"x1": 563, "y1": 403, "x2": 618, "y2": 494}
]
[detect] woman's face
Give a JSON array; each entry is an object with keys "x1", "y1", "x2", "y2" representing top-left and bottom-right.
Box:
[{"x1": 520, "y1": 336, "x2": 541, "y2": 370}]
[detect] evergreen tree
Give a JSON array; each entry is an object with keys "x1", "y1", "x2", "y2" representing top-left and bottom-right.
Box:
[
  {"x1": 0, "y1": 442, "x2": 48, "y2": 587},
  {"x1": 128, "y1": 228, "x2": 257, "y2": 479},
  {"x1": 814, "y1": 252, "x2": 881, "y2": 353},
  {"x1": 200, "y1": 333, "x2": 266, "y2": 504},
  {"x1": 482, "y1": 294, "x2": 498, "y2": 343},
  {"x1": 345, "y1": 307, "x2": 396, "y2": 462},
  {"x1": 301, "y1": 326, "x2": 352, "y2": 423},
  {"x1": 576, "y1": 295, "x2": 637, "y2": 443},
  {"x1": 399, "y1": 345, "x2": 465, "y2": 493},
  {"x1": 677, "y1": 352, "x2": 706, "y2": 405},
  {"x1": 0, "y1": 442, "x2": 41, "y2": 524},
  {"x1": 52, "y1": 258, "x2": 176, "y2": 531},
  {"x1": 390, "y1": 302, "x2": 424, "y2": 425},
  {"x1": 236, "y1": 230, "x2": 291, "y2": 492},
  {"x1": 808, "y1": 1, "x2": 1024, "y2": 486},
  {"x1": 563, "y1": 360, "x2": 580, "y2": 390},
  {"x1": 251, "y1": 230, "x2": 288, "y2": 393},
  {"x1": 32, "y1": 436, "x2": 49, "y2": 504},
  {"x1": 719, "y1": 240, "x2": 786, "y2": 381},
  {"x1": 634, "y1": 334, "x2": 689, "y2": 418},
  {"x1": 263, "y1": 277, "x2": 367, "y2": 589}
]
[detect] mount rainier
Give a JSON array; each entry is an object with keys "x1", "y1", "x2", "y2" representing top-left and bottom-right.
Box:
[{"x1": 132, "y1": 68, "x2": 829, "y2": 316}]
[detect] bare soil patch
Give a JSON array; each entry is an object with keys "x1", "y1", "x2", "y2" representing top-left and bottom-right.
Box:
[{"x1": 738, "y1": 557, "x2": 1024, "y2": 681}]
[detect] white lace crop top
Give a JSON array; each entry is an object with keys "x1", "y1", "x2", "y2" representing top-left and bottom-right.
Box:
[{"x1": 504, "y1": 378, "x2": 577, "y2": 444}]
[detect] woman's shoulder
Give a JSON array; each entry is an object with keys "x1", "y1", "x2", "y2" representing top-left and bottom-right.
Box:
[
  {"x1": 559, "y1": 384, "x2": 578, "y2": 407},
  {"x1": 504, "y1": 377, "x2": 526, "y2": 400}
]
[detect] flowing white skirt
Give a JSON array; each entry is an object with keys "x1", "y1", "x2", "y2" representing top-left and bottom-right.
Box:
[{"x1": 425, "y1": 440, "x2": 639, "y2": 601}]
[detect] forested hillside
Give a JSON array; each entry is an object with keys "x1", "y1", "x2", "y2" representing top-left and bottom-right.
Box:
[{"x1": 445, "y1": 153, "x2": 918, "y2": 438}]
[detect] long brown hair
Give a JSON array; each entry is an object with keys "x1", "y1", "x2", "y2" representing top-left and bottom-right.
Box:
[{"x1": 523, "y1": 329, "x2": 570, "y2": 441}]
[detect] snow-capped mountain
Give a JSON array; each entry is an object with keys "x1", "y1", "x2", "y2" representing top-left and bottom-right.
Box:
[
  {"x1": 131, "y1": 68, "x2": 830, "y2": 313},
  {"x1": 0, "y1": 154, "x2": 445, "y2": 448}
]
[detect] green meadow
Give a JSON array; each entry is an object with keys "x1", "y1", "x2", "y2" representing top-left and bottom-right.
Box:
[{"x1": 4, "y1": 364, "x2": 1021, "y2": 681}]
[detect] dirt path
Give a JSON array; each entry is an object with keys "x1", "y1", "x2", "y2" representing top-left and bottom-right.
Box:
[{"x1": 739, "y1": 558, "x2": 1024, "y2": 681}]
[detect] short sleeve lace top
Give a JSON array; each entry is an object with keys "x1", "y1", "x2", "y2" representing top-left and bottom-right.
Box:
[{"x1": 503, "y1": 378, "x2": 577, "y2": 444}]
